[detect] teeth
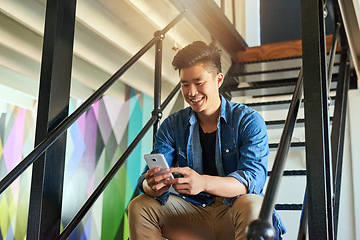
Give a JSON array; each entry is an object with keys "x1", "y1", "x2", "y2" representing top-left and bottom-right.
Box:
[{"x1": 191, "y1": 98, "x2": 202, "y2": 103}]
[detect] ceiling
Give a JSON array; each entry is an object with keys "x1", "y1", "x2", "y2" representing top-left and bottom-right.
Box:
[{"x1": 0, "y1": 0, "x2": 233, "y2": 110}]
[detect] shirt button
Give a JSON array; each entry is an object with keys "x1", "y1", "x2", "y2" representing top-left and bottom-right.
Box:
[
  {"x1": 225, "y1": 149, "x2": 229, "y2": 153},
  {"x1": 202, "y1": 204, "x2": 206, "y2": 207},
  {"x1": 182, "y1": 196, "x2": 186, "y2": 199}
]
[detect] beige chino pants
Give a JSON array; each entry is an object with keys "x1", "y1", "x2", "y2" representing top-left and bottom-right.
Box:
[{"x1": 128, "y1": 193, "x2": 263, "y2": 240}]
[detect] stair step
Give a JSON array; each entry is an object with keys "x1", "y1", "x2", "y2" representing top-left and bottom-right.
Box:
[
  {"x1": 247, "y1": 99, "x2": 296, "y2": 107},
  {"x1": 236, "y1": 67, "x2": 339, "y2": 83},
  {"x1": 238, "y1": 78, "x2": 298, "y2": 89},
  {"x1": 237, "y1": 68, "x2": 301, "y2": 83},
  {"x1": 236, "y1": 35, "x2": 339, "y2": 64},
  {"x1": 267, "y1": 170, "x2": 306, "y2": 176},
  {"x1": 237, "y1": 53, "x2": 340, "y2": 75},
  {"x1": 275, "y1": 204, "x2": 303, "y2": 211},
  {"x1": 232, "y1": 85, "x2": 297, "y2": 98},
  {"x1": 269, "y1": 142, "x2": 305, "y2": 149},
  {"x1": 241, "y1": 95, "x2": 335, "y2": 111},
  {"x1": 239, "y1": 66, "x2": 301, "y2": 76},
  {"x1": 231, "y1": 81, "x2": 337, "y2": 98},
  {"x1": 240, "y1": 57, "x2": 302, "y2": 72},
  {"x1": 244, "y1": 95, "x2": 335, "y2": 107},
  {"x1": 266, "y1": 118, "x2": 305, "y2": 126},
  {"x1": 265, "y1": 116, "x2": 333, "y2": 129}
]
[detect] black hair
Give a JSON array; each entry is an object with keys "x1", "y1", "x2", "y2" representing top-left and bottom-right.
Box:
[{"x1": 172, "y1": 41, "x2": 222, "y2": 75}]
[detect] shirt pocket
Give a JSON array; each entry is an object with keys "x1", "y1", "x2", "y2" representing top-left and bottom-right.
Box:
[
  {"x1": 177, "y1": 148, "x2": 187, "y2": 167},
  {"x1": 222, "y1": 142, "x2": 237, "y2": 158}
]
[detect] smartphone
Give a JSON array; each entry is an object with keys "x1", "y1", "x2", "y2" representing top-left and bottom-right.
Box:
[{"x1": 144, "y1": 153, "x2": 174, "y2": 179}]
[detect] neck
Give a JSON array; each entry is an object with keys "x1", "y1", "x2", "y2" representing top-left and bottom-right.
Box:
[{"x1": 197, "y1": 105, "x2": 220, "y2": 133}]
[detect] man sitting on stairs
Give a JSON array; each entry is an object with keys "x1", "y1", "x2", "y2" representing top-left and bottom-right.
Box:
[{"x1": 128, "y1": 41, "x2": 286, "y2": 240}]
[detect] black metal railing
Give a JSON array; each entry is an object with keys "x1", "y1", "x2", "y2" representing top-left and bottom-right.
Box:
[
  {"x1": 0, "y1": 9, "x2": 187, "y2": 238},
  {"x1": 297, "y1": 190, "x2": 308, "y2": 240},
  {"x1": 0, "y1": 0, "x2": 353, "y2": 239},
  {"x1": 297, "y1": 20, "x2": 345, "y2": 240},
  {"x1": 246, "y1": 66, "x2": 304, "y2": 239},
  {"x1": 247, "y1": 0, "x2": 351, "y2": 238},
  {"x1": 58, "y1": 83, "x2": 181, "y2": 239},
  {"x1": 327, "y1": 22, "x2": 341, "y2": 93},
  {"x1": 330, "y1": 28, "x2": 350, "y2": 238},
  {"x1": 0, "y1": 10, "x2": 187, "y2": 195}
]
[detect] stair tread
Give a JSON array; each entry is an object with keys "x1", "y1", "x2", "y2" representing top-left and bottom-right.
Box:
[
  {"x1": 244, "y1": 95, "x2": 335, "y2": 107},
  {"x1": 237, "y1": 79, "x2": 298, "y2": 89},
  {"x1": 237, "y1": 64, "x2": 339, "y2": 77},
  {"x1": 266, "y1": 116, "x2": 333, "y2": 126},
  {"x1": 247, "y1": 99, "x2": 295, "y2": 106},
  {"x1": 237, "y1": 35, "x2": 338, "y2": 63},
  {"x1": 266, "y1": 119, "x2": 305, "y2": 125},
  {"x1": 275, "y1": 204, "x2": 303, "y2": 211},
  {"x1": 269, "y1": 142, "x2": 305, "y2": 148},
  {"x1": 237, "y1": 66, "x2": 301, "y2": 76},
  {"x1": 267, "y1": 170, "x2": 306, "y2": 176},
  {"x1": 234, "y1": 78, "x2": 338, "y2": 91}
]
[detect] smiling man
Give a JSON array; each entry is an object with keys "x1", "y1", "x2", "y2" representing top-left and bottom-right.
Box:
[{"x1": 128, "y1": 41, "x2": 285, "y2": 240}]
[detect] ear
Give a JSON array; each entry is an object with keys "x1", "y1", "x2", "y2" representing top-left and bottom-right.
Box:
[{"x1": 217, "y1": 73, "x2": 224, "y2": 88}]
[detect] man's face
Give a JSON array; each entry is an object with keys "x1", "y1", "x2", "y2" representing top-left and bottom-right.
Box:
[{"x1": 179, "y1": 63, "x2": 223, "y2": 116}]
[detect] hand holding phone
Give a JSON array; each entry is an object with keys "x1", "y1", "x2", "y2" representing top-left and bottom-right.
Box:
[{"x1": 144, "y1": 153, "x2": 174, "y2": 179}]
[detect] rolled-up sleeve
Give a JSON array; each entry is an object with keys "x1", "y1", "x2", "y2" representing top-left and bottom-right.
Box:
[
  {"x1": 224, "y1": 111, "x2": 269, "y2": 205},
  {"x1": 136, "y1": 117, "x2": 176, "y2": 205}
]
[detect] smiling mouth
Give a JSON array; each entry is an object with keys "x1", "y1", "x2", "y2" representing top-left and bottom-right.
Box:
[{"x1": 189, "y1": 96, "x2": 203, "y2": 103}]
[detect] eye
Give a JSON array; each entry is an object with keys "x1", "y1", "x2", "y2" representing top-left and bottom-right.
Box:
[
  {"x1": 196, "y1": 82, "x2": 204, "y2": 86},
  {"x1": 180, "y1": 82, "x2": 188, "y2": 87}
]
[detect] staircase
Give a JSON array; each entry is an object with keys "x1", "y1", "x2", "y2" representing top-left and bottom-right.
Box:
[{"x1": 222, "y1": 49, "x2": 341, "y2": 239}]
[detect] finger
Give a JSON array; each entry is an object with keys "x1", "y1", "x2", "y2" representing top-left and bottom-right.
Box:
[
  {"x1": 153, "y1": 181, "x2": 168, "y2": 191},
  {"x1": 153, "y1": 172, "x2": 172, "y2": 183},
  {"x1": 164, "y1": 175, "x2": 188, "y2": 185},
  {"x1": 175, "y1": 189, "x2": 189, "y2": 195},
  {"x1": 173, "y1": 183, "x2": 190, "y2": 194},
  {"x1": 154, "y1": 181, "x2": 172, "y2": 195},
  {"x1": 172, "y1": 177, "x2": 188, "y2": 186},
  {"x1": 156, "y1": 184, "x2": 171, "y2": 196},
  {"x1": 164, "y1": 178, "x2": 177, "y2": 185},
  {"x1": 145, "y1": 170, "x2": 156, "y2": 181},
  {"x1": 147, "y1": 167, "x2": 162, "y2": 177},
  {"x1": 169, "y1": 167, "x2": 191, "y2": 176}
]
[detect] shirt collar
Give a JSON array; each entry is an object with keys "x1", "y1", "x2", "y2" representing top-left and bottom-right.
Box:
[
  {"x1": 219, "y1": 94, "x2": 227, "y2": 124},
  {"x1": 188, "y1": 94, "x2": 228, "y2": 125}
]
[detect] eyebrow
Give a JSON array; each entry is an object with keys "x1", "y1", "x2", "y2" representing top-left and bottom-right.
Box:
[{"x1": 180, "y1": 78, "x2": 201, "y2": 83}]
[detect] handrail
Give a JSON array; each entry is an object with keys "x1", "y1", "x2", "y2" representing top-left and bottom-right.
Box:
[
  {"x1": 0, "y1": 10, "x2": 188, "y2": 195},
  {"x1": 58, "y1": 83, "x2": 181, "y2": 240},
  {"x1": 247, "y1": 3, "x2": 347, "y2": 237},
  {"x1": 247, "y1": 66, "x2": 304, "y2": 239},
  {"x1": 331, "y1": 44, "x2": 350, "y2": 239},
  {"x1": 296, "y1": 17, "x2": 344, "y2": 240},
  {"x1": 327, "y1": 22, "x2": 341, "y2": 93},
  {"x1": 297, "y1": 189, "x2": 308, "y2": 240},
  {"x1": 153, "y1": 31, "x2": 164, "y2": 140}
]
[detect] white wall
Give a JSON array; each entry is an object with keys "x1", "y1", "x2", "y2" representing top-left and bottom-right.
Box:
[
  {"x1": 354, "y1": 0, "x2": 360, "y2": 26},
  {"x1": 341, "y1": 89, "x2": 360, "y2": 240},
  {"x1": 217, "y1": 0, "x2": 260, "y2": 47},
  {"x1": 319, "y1": 88, "x2": 360, "y2": 240},
  {"x1": 244, "y1": 0, "x2": 260, "y2": 47}
]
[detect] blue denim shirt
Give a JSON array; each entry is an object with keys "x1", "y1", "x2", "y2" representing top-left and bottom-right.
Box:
[{"x1": 137, "y1": 95, "x2": 286, "y2": 237}]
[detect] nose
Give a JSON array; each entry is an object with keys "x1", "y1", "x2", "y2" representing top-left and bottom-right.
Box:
[{"x1": 188, "y1": 84, "x2": 198, "y2": 97}]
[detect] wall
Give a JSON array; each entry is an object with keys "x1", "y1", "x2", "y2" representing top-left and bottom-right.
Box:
[
  {"x1": 0, "y1": 104, "x2": 35, "y2": 240},
  {"x1": 259, "y1": 0, "x2": 335, "y2": 44},
  {"x1": 210, "y1": 0, "x2": 261, "y2": 47},
  {"x1": 342, "y1": 89, "x2": 360, "y2": 240},
  {"x1": 0, "y1": 86, "x2": 155, "y2": 240}
]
